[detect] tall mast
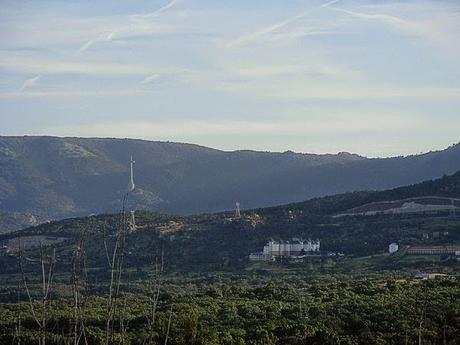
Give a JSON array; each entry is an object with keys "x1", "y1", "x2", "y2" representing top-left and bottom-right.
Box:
[{"x1": 128, "y1": 155, "x2": 135, "y2": 192}]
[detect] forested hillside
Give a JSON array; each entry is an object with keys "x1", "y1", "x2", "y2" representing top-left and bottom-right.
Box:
[
  {"x1": 280, "y1": 171, "x2": 460, "y2": 216},
  {"x1": 2, "y1": 171, "x2": 459, "y2": 271}
]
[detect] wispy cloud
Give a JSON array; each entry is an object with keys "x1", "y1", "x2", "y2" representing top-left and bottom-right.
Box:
[
  {"x1": 0, "y1": 56, "x2": 185, "y2": 77},
  {"x1": 20, "y1": 75, "x2": 41, "y2": 91},
  {"x1": 0, "y1": 89, "x2": 158, "y2": 99},
  {"x1": 327, "y1": 3, "x2": 460, "y2": 58},
  {"x1": 230, "y1": 63, "x2": 353, "y2": 78},
  {"x1": 45, "y1": 114, "x2": 414, "y2": 140},
  {"x1": 6, "y1": 81, "x2": 458, "y2": 101},
  {"x1": 212, "y1": 78, "x2": 460, "y2": 101}
]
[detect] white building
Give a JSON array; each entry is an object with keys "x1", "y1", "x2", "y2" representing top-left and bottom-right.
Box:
[
  {"x1": 251, "y1": 238, "x2": 320, "y2": 261},
  {"x1": 388, "y1": 243, "x2": 399, "y2": 254}
]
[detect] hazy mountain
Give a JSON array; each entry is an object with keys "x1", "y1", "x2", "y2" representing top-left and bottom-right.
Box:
[{"x1": 0, "y1": 136, "x2": 459, "y2": 220}]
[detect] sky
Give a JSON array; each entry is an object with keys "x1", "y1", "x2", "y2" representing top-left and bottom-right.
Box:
[{"x1": 0, "y1": 0, "x2": 459, "y2": 157}]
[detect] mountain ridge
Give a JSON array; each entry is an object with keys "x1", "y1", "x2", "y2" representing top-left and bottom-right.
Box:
[{"x1": 1, "y1": 136, "x2": 459, "y2": 221}]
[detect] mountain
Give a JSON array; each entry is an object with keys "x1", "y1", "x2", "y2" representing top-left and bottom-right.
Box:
[{"x1": 1, "y1": 136, "x2": 460, "y2": 222}]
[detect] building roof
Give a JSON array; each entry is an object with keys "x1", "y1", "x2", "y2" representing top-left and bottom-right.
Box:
[{"x1": 409, "y1": 245, "x2": 460, "y2": 250}]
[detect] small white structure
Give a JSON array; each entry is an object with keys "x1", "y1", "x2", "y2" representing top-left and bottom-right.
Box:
[
  {"x1": 388, "y1": 243, "x2": 399, "y2": 254},
  {"x1": 235, "y1": 202, "x2": 241, "y2": 218}
]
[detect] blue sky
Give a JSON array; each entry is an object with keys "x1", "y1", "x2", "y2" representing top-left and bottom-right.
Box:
[{"x1": 0, "y1": 0, "x2": 459, "y2": 157}]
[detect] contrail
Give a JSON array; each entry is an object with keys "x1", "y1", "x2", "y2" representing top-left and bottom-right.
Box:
[
  {"x1": 227, "y1": 0, "x2": 341, "y2": 48},
  {"x1": 321, "y1": 0, "x2": 340, "y2": 8},
  {"x1": 78, "y1": 0, "x2": 182, "y2": 52},
  {"x1": 328, "y1": 6, "x2": 405, "y2": 25},
  {"x1": 78, "y1": 39, "x2": 97, "y2": 52},
  {"x1": 228, "y1": 12, "x2": 309, "y2": 48},
  {"x1": 130, "y1": 0, "x2": 181, "y2": 22}
]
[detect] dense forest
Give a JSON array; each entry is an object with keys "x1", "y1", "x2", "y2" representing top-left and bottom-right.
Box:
[{"x1": 0, "y1": 270, "x2": 459, "y2": 345}]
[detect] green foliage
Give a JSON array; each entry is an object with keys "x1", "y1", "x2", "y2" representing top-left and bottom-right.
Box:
[{"x1": 1, "y1": 275, "x2": 459, "y2": 345}]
